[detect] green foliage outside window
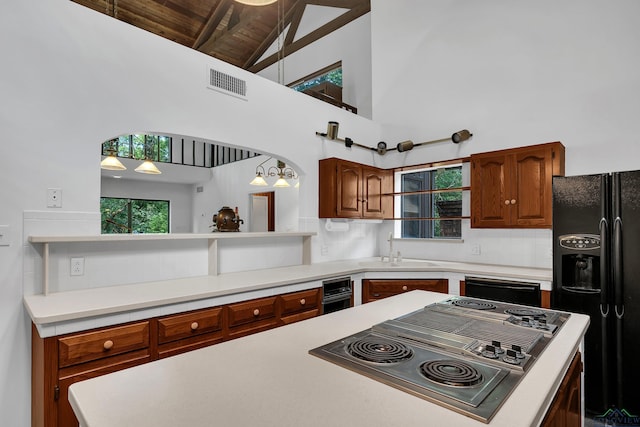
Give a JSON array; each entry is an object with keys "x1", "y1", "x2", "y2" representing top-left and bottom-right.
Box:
[
  {"x1": 291, "y1": 67, "x2": 342, "y2": 93},
  {"x1": 399, "y1": 165, "x2": 462, "y2": 239},
  {"x1": 101, "y1": 197, "x2": 169, "y2": 234},
  {"x1": 102, "y1": 134, "x2": 171, "y2": 163}
]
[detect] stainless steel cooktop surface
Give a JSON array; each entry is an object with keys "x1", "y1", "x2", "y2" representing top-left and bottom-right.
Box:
[{"x1": 309, "y1": 296, "x2": 570, "y2": 423}]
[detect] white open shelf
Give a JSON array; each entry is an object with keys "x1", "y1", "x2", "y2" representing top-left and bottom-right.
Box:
[{"x1": 29, "y1": 232, "x2": 316, "y2": 295}]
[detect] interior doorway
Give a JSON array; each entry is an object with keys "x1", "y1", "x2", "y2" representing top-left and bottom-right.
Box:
[{"x1": 250, "y1": 192, "x2": 275, "y2": 232}]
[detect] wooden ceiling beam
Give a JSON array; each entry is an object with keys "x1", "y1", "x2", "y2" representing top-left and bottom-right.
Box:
[
  {"x1": 248, "y1": 2, "x2": 369, "y2": 73},
  {"x1": 284, "y1": 1, "x2": 306, "y2": 46},
  {"x1": 197, "y1": 6, "x2": 269, "y2": 55},
  {"x1": 192, "y1": 0, "x2": 234, "y2": 50},
  {"x1": 241, "y1": 0, "x2": 302, "y2": 70}
]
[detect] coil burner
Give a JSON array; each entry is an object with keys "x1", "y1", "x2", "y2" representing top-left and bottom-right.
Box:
[
  {"x1": 347, "y1": 337, "x2": 414, "y2": 364},
  {"x1": 420, "y1": 360, "x2": 484, "y2": 387},
  {"x1": 452, "y1": 299, "x2": 497, "y2": 310}
]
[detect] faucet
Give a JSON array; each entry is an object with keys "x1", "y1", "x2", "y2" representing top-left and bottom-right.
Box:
[{"x1": 381, "y1": 232, "x2": 396, "y2": 263}]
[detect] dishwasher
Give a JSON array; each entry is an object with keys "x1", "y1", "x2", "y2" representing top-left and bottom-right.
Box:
[{"x1": 464, "y1": 276, "x2": 541, "y2": 307}]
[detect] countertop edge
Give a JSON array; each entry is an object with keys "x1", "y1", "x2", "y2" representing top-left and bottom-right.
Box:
[{"x1": 24, "y1": 258, "x2": 552, "y2": 327}]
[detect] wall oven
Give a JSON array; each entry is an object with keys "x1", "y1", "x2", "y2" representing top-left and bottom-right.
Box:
[
  {"x1": 321, "y1": 277, "x2": 352, "y2": 314},
  {"x1": 464, "y1": 276, "x2": 541, "y2": 307}
]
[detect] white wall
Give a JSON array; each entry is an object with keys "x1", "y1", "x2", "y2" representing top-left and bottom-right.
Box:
[{"x1": 370, "y1": 0, "x2": 640, "y2": 268}]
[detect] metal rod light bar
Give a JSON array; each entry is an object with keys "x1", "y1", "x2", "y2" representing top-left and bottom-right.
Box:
[{"x1": 315, "y1": 122, "x2": 472, "y2": 155}]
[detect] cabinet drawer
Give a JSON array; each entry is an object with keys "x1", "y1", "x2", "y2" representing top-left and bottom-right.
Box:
[
  {"x1": 227, "y1": 296, "x2": 277, "y2": 328},
  {"x1": 364, "y1": 279, "x2": 448, "y2": 302},
  {"x1": 157, "y1": 307, "x2": 223, "y2": 345},
  {"x1": 58, "y1": 321, "x2": 150, "y2": 368},
  {"x1": 279, "y1": 288, "x2": 320, "y2": 316}
]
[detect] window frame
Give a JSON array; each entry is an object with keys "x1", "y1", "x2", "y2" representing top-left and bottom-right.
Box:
[
  {"x1": 100, "y1": 197, "x2": 170, "y2": 234},
  {"x1": 392, "y1": 161, "x2": 468, "y2": 240}
]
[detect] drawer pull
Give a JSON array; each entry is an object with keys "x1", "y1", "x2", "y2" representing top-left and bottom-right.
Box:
[
  {"x1": 253, "y1": 309, "x2": 260, "y2": 316},
  {"x1": 190, "y1": 322, "x2": 199, "y2": 331},
  {"x1": 511, "y1": 199, "x2": 516, "y2": 204},
  {"x1": 504, "y1": 200, "x2": 510, "y2": 205},
  {"x1": 402, "y1": 285, "x2": 408, "y2": 291},
  {"x1": 300, "y1": 298, "x2": 306, "y2": 306},
  {"x1": 103, "y1": 340, "x2": 114, "y2": 351}
]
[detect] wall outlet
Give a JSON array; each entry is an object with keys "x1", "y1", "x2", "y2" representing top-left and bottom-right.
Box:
[
  {"x1": 0, "y1": 225, "x2": 9, "y2": 246},
  {"x1": 70, "y1": 257, "x2": 85, "y2": 276},
  {"x1": 47, "y1": 188, "x2": 62, "y2": 208},
  {"x1": 471, "y1": 243, "x2": 481, "y2": 255}
]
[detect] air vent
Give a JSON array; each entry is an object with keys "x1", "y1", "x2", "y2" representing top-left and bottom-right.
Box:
[{"x1": 207, "y1": 68, "x2": 247, "y2": 99}]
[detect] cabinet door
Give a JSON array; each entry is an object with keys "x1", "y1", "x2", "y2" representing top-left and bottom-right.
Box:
[
  {"x1": 57, "y1": 351, "x2": 151, "y2": 427},
  {"x1": 541, "y1": 351, "x2": 582, "y2": 427},
  {"x1": 512, "y1": 146, "x2": 553, "y2": 227},
  {"x1": 471, "y1": 154, "x2": 510, "y2": 228},
  {"x1": 362, "y1": 167, "x2": 393, "y2": 219},
  {"x1": 336, "y1": 162, "x2": 362, "y2": 217}
]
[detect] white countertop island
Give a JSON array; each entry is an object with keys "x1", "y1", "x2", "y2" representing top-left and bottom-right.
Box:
[{"x1": 68, "y1": 291, "x2": 589, "y2": 427}]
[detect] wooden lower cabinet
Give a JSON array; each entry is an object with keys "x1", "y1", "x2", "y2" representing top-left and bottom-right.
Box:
[
  {"x1": 279, "y1": 288, "x2": 321, "y2": 325},
  {"x1": 542, "y1": 351, "x2": 582, "y2": 427},
  {"x1": 32, "y1": 288, "x2": 321, "y2": 427},
  {"x1": 156, "y1": 307, "x2": 224, "y2": 359},
  {"x1": 362, "y1": 279, "x2": 448, "y2": 303}
]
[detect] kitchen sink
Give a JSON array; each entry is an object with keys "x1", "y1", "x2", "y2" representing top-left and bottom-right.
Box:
[{"x1": 358, "y1": 260, "x2": 439, "y2": 268}]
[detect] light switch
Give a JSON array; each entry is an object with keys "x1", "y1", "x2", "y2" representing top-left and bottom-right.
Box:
[{"x1": 0, "y1": 225, "x2": 10, "y2": 246}]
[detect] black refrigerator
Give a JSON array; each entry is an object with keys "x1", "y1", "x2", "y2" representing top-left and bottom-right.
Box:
[{"x1": 552, "y1": 171, "x2": 640, "y2": 419}]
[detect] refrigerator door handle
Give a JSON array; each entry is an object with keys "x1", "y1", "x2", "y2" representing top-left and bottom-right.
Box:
[
  {"x1": 613, "y1": 215, "x2": 624, "y2": 318},
  {"x1": 599, "y1": 216, "x2": 609, "y2": 315}
]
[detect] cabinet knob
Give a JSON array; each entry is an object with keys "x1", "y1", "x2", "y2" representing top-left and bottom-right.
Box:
[
  {"x1": 504, "y1": 200, "x2": 510, "y2": 205},
  {"x1": 253, "y1": 309, "x2": 260, "y2": 316},
  {"x1": 511, "y1": 199, "x2": 516, "y2": 204},
  {"x1": 103, "y1": 340, "x2": 114, "y2": 351},
  {"x1": 190, "y1": 322, "x2": 199, "y2": 331},
  {"x1": 300, "y1": 298, "x2": 306, "y2": 305},
  {"x1": 402, "y1": 285, "x2": 408, "y2": 291}
]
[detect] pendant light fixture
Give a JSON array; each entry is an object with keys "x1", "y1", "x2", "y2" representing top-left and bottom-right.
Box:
[
  {"x1": 234, "y1": 0, "x2": 277, "y2": 5},
  {"x1": 100, "y1": 152, "x2": 126, "y2": 171},
  {"x1": 135, "y1": 136, "x2": 162, "y2": 175},
  {"x1": 249, "y1": 171, "x2": 269, "y2": 186},
  {"x1": 250, "y1": 157, "x2": 297, "y2": 187},
  {"x1": 135, "y1": 160, "x2": 161, "y2": 175},
  {"x1": 100, "y1": 140, "x2": 126, "y2": 171}
]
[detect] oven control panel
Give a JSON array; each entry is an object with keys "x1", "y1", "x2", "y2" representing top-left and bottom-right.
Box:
[{"x1": 559, "y1": 234, "x2": 600, "y2": 250}]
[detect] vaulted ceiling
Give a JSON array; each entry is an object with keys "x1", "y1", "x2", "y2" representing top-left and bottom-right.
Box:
[{"x1": 72, "y1": 0, "x2": 370, "y2": 73}]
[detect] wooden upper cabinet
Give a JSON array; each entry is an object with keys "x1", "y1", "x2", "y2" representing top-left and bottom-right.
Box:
[
  {"x1": 336, "y1": 161, "x2": 362, "y2": 217},
  {"x1": 319, "y1": 158, "x2": 393, "y2": 219},
  {"x1": 471, "y1": 142, "x2": 565, "y2": 228}
]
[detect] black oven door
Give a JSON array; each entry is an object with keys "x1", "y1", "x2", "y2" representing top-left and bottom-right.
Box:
[{"x1": 464, "y1": 276, "x2": 541, "y2": 307}]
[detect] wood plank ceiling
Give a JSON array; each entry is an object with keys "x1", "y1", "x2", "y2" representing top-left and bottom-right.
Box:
[{"x1": 72, "y1": 0, "x2": 370, "y2": 74}]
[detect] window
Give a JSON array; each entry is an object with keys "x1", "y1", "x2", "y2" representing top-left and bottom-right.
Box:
[
  {"x1": 395, "y1": 164, "x2": 463, "y2": 239},
  {"x1": 102, "y1": 134, "x2": 172, "y2": 163},
  {"x1": 101, "y1": 197, "x2": 169, "y2": 234},
  {"x1": 290, "y1": 62, "x2": 342, "y2": 93}
]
